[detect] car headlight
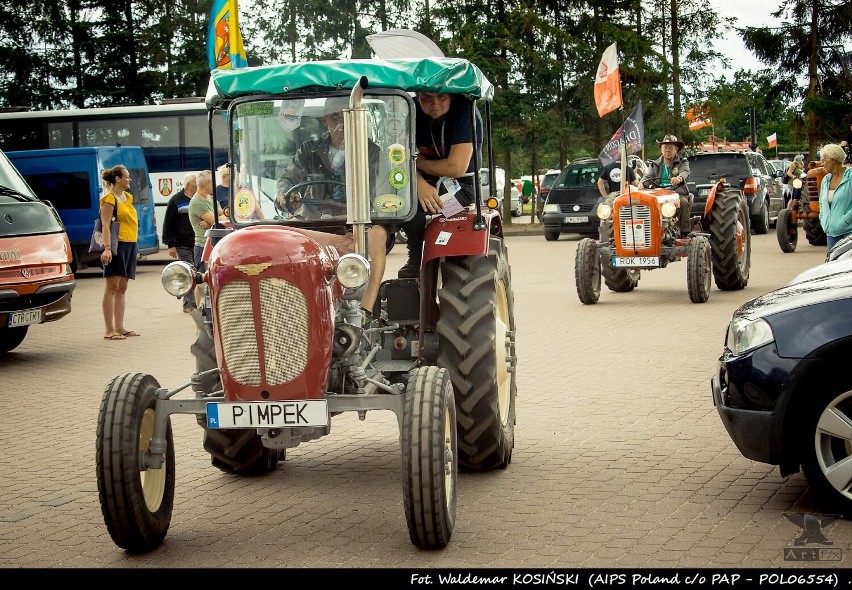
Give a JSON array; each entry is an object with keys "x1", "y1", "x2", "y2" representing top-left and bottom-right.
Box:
[
  {"x1": 597, "y1": 203, "x2": 612, "y2": 220},
  {"x1": 728, "y1": 316, "x2": 774, "y2": 355},
  {"x1": 543, "y1": 204, "x2": 559, "y2": 214},
  {"x1": 161, "y1": 261, "x2": 197, "y2": 298},
  {"x1": 335, "y1": 253, "x2": 370, "y2": 289},
  {"x1": 660, "y1": 201, "x2": 677, "y2": 218}
]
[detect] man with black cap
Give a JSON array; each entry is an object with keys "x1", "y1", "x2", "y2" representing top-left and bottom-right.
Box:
[{"x1": 640, "y1": 134, "x2": 692, "y2": 235}]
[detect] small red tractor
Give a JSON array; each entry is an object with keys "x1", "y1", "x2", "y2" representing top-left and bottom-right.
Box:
[
  {"x1": 95, "y1": 57, "x2": 516, "y2": 553},
  {"x1": 575, "y1": 180, "x2": 751, "y2": 304},
  {"x1": 776, "y1": 162, "x2": 828, "y2": 252}
]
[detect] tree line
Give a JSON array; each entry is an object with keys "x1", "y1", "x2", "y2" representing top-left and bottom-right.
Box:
[{"x1": 1, "y1": 0, "x2": 849, "y2": 175}]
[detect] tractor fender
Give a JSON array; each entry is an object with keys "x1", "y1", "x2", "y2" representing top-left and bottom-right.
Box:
[{"x1": 422, "y1": 210, "x2": 503, "y2": 266}]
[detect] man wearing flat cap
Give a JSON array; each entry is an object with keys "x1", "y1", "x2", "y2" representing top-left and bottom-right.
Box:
[{"x1": 641, "y1": 135, "x2": 692, "y2": 235}]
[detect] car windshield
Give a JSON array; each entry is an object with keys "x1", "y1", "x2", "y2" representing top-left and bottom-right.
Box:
[
  {"x1": 541, "y1": 172, "x2": 559, "y2": 188},
  {"x1": 688, "y1": 154, "x2": 750, "y2": 183},
  {"x1": 555, "y1": 163, "x2": 601, "y2": 188}
]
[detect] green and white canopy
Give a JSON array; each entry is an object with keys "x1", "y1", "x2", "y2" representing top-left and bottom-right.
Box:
[{"x1": 206, "y1": 57, "x2": 494, "y2": 108}]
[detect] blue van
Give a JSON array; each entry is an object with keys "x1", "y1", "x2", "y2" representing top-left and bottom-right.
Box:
[{"x1": 7, "y1": 146, "x2": 159, "y2": 272}]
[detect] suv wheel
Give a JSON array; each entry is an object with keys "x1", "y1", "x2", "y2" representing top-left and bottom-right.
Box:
[
  {"x1": 752, "y1": 199, "x2": 769, "y2": 234},
  {"x1": 801, "y1": 387, "x2": 852, "y2": 513}
]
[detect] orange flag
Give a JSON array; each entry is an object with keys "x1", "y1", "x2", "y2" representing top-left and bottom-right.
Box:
[
  {"x1": 687, "y1": 106, "x2": 713, "y2": 131},
  {"x1": 594, "y1": 43, "x2": 622, "y2": 117}
]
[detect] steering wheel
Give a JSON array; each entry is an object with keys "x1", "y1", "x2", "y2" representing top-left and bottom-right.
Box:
[{"x1": 275, "y1": 179, "x2": 347, "y2": 218}]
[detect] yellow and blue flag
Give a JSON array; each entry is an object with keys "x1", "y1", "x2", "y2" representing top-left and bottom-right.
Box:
[{"x1": 207, "y1": 0, "x2": 248, "y2": 70}]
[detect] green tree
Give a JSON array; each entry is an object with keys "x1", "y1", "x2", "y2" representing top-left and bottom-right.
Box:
[{"x1": 740, "y1": 0, "x2": 852, "y2": 160}]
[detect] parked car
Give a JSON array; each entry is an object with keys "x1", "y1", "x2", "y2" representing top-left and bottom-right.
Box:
[
  {"x1": 687, "y1": 151, "x2": 784, "y2": 234},
  {"x1": 0, "y1": 149, "x2": 76, "y2": 354},
  {"x1": 712, "y1": 258, "x2": 852, "y2": 513},
  {"x1": 480, "y1": 166, "x2": 522, "y2": 217},
  {"x1": 826, "y1": 233, "x2": 852, "y2": 262},
  {"x1": 536, "y1": 168, "x2": 561, "y2": 211},
  {"x1": 541, "y1": 158, "x2": 602, "y2": 240}
]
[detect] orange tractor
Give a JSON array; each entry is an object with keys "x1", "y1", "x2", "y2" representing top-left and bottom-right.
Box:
[{"x1": 776, "y1": 162, "x2": 828, "y2": 253}]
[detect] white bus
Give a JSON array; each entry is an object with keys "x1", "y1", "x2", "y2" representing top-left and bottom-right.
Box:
[{"x1": 0, "y1": 101, "x2": 228, "y2": 248}]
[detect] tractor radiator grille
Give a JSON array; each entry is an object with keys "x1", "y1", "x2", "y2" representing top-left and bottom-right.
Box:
[
  {"x1": 617, "y1": 205, "x2": 652, "y2": 249},
  {"x1": 806, "y1": 176, "x2": 820, "y2": 199},
  {"x1": 217, "y1": 278, "x2": 309, "y2": 386}
]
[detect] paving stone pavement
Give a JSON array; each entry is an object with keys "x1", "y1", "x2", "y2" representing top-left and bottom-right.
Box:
[{"x1": 0, "y1": 227, "x2": 850, "y2": 570}]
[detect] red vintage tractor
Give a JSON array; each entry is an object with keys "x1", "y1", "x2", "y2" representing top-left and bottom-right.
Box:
[{"x1": 95, "y1": 58, "x2": 516, "y2": 553}]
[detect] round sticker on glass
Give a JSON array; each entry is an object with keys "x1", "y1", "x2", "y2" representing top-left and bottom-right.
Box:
[
  {"x1": 388, "y1": 168, "x2": 408, "y2": 190},
  {"x1": 234, "y1": 188, "x2": 258, "y2": 220},
  {"x1": 388, "y1": 144, "x2": 405, "y2": 165}
]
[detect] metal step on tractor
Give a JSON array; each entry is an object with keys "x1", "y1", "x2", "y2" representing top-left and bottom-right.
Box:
[
  {"x1": 575, "y1": 179, "x2": 751, "y2": 304},
  {"x1": 95, "y1": 56, "x2": 517, "y2": 553}
]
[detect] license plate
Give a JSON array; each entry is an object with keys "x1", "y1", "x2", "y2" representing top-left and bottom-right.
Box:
[
  {"x1": 8, "y1": 309, "x2": 41, "y2": 328},
  {"x1": 613, "y1": 256, "x2": 659, "y2": 267},
  {"x1": 564, "y1": 216, "x2": 589, "y2": 223},
  {"x1": 207, "y1": 400, "x2": 329, "y2": 429}
]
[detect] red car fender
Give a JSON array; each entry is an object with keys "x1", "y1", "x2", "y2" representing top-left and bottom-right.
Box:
[{"x1": 422, "y1": 210, "x2": 503, "y2": 266}]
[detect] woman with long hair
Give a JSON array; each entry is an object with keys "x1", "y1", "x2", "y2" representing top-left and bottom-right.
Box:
[{"x1": 99, "y1": 164, "x2": 140, "y2": 340}]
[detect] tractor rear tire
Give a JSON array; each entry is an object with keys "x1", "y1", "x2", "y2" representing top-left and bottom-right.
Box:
[
  {"x1": 804, "y1": 218, "x2": 827, "y2": 246},
  {"x1": 575, "y1": 238, "x2": 601, "y2": 304},
  {"x1": 686, "y1": 236, "x2": 711, "y2": 303},
  {"x1": 191, "y1": 314, "x2": 282, "y2": 475},
  {"x1": 602, "y1": 223, "x2": 639, "y2": 292},
  {"x1": 776, "y1": 208, "x2": 798, "y2": 253},
  {"x1": 436, "y1": 237, "x2": 516, "y2": 471},
  {"x1": 709, "y1": 189, "x2": 750, "y2": 291}
]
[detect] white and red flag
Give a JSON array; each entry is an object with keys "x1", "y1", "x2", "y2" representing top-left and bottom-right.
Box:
[
  {"x1": 767, "y1": 133, "x2": 778, "y2": 148},
  {"x1": 594, "y1": 43, "x2": 623, "y2": 117}
]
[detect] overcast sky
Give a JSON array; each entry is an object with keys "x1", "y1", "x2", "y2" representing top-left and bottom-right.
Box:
[{"x1": 710, "y1": 0, "x2": 784, "y2": 77}]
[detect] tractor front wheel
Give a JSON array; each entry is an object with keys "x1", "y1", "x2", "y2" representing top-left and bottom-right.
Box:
[
  {"x1": 776, "y1": 208, "x2": 798, "y2": 253},
  {"x1": 402, "y1": 366, "x2": 457, "y2": 549},
  {"x1": 96, "y1": 373, "x2": 175, "y2": 553},
  {"x1": 686, "y1": 236, "x2": 711, "y2": 303},
  {"x1": 575, "y1": 238, "x2": 601, "y2": 304}
]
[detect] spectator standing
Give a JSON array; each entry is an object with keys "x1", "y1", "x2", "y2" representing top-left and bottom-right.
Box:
[
  {"x1": 99, "y1": 164, "x2": 140, "y2": 340},
  {"x1": 163, "y1": 172, "x2": 198, "y2": 312},
  {"x1": 215, "y1": 163, "x2": 230, "y2": 212},
  {"x1": 817, "y1": 144, "x2": 852, "y2": 250},
  {"x1": 188, "y1": 170, "x2": 224, "y2": 308}
]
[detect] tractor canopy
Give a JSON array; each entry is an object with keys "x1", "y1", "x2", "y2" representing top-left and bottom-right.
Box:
[{"x1": 206, "y1": 57, "x2": 495, "y2": 108}]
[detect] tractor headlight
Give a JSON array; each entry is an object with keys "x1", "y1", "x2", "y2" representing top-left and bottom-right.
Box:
[
  {"x1": 335, "y1": 253, "x2": 370, "y2": 289},
  {"x1": 727, "y1": 316, "x2": 774, "y2": 355},
  {"x1": 792, "y1": 177, "x2": 803, "y2": 189},
  {"x1": 597, "y1": 203, "x2": 612, "y2": 220},
  {"x1": 161, "y1": 261, "x2": 196, "y2": 298},
  {"x1": 660, "y1": 201, "x2": 677, "y2": 219}
]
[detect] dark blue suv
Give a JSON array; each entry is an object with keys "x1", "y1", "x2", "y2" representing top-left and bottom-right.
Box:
[{"x1": 712, "y1": 258, "x2": 852, "y2": 514}]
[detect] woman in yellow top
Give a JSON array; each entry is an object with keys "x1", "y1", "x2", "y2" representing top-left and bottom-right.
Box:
[{"x1": 99, "y1": 164, "x2": 140, "y2": 340}]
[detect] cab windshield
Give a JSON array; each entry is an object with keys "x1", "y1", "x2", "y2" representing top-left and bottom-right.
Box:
[{"x1": 229, "y1": 92, "x2": 416, "y2": 226}]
